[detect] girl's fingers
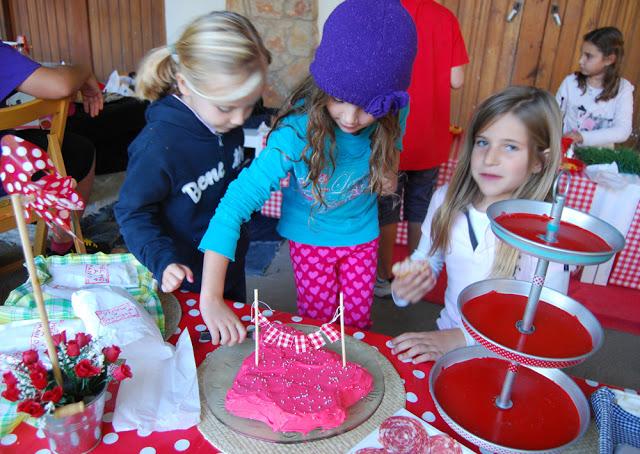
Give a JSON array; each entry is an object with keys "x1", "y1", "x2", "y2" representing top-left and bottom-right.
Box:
[
  {"x1": 218, "y1": 324, "x2": 231, "y2": 346},
  {"x1": 184, "y1": 266, "x2": 194, "y2": 283},
  {"x1": 161, "y1": 276, "x2": 177, "y2": 293},
  {"x1": 209, "y1": 325, "x2": 221, "y2": 345},
  {"x1": 227, "y1": 324, "x2": 239, "y2": 346},
  {"x1": 391, "y1": 336, "x2": 425, "y2": 354},
  {"x1": 234, "y1": 322, "x2": 246, "y2": 345},
  {"x1": 412, "y1": 352, "x2": 439, "y2": 364}
]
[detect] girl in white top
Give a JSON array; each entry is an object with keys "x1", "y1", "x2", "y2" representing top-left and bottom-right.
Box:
[
  {"x1": 390, "y1": 86, "x2": 567, "y2": 364},
  {"x1": 556, "y1": 27, "x2": 634, "y2": 148}
]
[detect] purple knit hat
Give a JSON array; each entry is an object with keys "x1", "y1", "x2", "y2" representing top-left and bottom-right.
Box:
[{"x1": 310, "y1": 0, "x2": 417, "y2": 118}]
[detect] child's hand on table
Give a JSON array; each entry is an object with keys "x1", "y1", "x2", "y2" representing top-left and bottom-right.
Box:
[
  {"x1": 161, "y1": 263, "x2": 194, "y2": 293},
  {"x1": 200, "y1": 297, "x2": 246, "y2": 346},
  {"x1": 391, "y1": 258, "x2": 436, "y2": 303},
  {"x1": 389, "y1": 329, "x2": 465, "y2": 364}
]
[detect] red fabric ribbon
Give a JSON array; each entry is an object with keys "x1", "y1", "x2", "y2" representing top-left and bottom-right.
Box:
[{"x1": 0, "y1": 135, "x2": 84, "y2": 235}]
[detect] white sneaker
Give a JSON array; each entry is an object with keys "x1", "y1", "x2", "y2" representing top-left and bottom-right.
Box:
[{"x1": 374, "y1": 277, "x2": 392, "y2": 298}]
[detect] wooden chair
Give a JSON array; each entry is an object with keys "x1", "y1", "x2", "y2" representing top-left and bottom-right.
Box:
[{"x1": 0, "y1": 98, "x2": 86, "y2": 273}]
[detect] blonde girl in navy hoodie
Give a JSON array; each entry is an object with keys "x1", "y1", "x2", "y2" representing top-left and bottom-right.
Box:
[{"x1": 115, "y1": 12, "x2": 271, "y2": 299}]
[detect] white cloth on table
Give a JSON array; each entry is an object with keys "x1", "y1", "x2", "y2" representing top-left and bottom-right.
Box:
[{"x1": 581, "y1": 163, "x2": 640, "y2": 284}]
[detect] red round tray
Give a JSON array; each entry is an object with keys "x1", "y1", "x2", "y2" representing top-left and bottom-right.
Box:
[
  {"x1": 458, "y1": 280, "x2": 603, "y2": 368},
  {"x1": 430, "y1": 348, "x2": 590, "y2": 454}
]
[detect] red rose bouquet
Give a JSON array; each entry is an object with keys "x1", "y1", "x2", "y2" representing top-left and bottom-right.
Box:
[{"x1": 1, "y1": 331, "x2": 132, "y2": 418}]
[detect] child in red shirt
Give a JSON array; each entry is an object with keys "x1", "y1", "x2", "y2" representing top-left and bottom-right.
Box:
[{"x1": 376, "y1": 0, "x2": 469, "y2": 296}]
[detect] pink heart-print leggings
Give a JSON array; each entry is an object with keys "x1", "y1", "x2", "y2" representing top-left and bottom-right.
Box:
[{"x1": 289, "y1": 238, "x2": 378, "y2": 329}]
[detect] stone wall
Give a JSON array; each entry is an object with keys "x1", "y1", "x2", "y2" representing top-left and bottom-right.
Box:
[{"x1": 227, "y1": 0, "x2": 318, "y2": 108}]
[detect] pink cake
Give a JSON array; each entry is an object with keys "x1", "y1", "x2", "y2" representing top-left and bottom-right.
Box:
[{"x1": 225, "y1": 325, "x2": 374, "y2": 434}]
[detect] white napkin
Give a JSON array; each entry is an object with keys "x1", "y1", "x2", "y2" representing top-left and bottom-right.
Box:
[
  {"x1": 580, "y1": 164, "x2": 640, "y2": 285},
  {"x1": 587, "y1": 164, "x2": 640, "y2": 238},
  {"x1": 0, "y1": 318, "x2": 85, "y2": 354},
  {"x1": 614, "y1": 389, "x2": 640, "y2": 418},
  {"x1": 112, "y1": 329, "x2": 200, "y2": 432},
  {"x1": 48, "y1": 261, "x2": 139, "y2": 289},
  {"x1": 71, "y1": 287, "x2": 164, "y2": 349}
]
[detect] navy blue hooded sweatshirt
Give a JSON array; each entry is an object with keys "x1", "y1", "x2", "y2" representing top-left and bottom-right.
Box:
[{"x1": 115, "y1": 95, "x2": 248, "y2": 300}]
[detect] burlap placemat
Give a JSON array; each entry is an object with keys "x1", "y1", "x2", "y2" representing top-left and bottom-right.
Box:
[
  {"x1": 564, "y1": 421, "x2": 598, "y2": 453},
  {"x1": 197, "y1": 347, "x2": 405, "y2": 453},
  {"x1": 159, "y1": 292, "x2": 181, "y2": 340}
]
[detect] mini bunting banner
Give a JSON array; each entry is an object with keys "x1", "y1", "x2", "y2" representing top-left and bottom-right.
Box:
[
  {"x1": 0, "y1": 135, "x2": 84, "y2": 235},
  {"x1": 252, "y1": 303, "x2": 343, "y2": 353}
]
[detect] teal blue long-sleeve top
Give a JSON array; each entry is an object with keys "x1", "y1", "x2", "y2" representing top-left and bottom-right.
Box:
[{"x1": 199, "y1": 107, "x2": 407, "y2": 260}]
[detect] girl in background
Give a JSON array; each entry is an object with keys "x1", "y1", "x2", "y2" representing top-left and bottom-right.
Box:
[
  {"x1": 557, "y1": 26, "x2": 634, "y2": 148},
  {"x1": 115, "y1": 12, "x2": 270, "y2": 298},
  {"x1": 390, "y1": 86, "x2": 568, "y2": 364},
  {"x1": 198, "y1": 0, "x2": 417, "y2": 345}
]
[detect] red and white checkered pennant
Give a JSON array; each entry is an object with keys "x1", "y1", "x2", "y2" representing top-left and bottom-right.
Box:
[
  {"x1": 0, "y1": 135, "x2": 84, "y2": 235},
  {"x1": 252, "y1": 305, "x2": 341, "y2": 353}
]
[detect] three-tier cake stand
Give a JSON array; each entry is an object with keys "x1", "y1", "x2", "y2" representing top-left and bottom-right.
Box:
[{"x1": 429, "y1": 173, "x2": 626, "y2": 453}]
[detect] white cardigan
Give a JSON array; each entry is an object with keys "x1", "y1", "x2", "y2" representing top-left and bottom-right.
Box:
[
  {"x1": 556, "y1": 74, "x2": 634, "y2": 147},
  {"x1": 394, "y1": 186, "x2": 570, "y2": 341}
]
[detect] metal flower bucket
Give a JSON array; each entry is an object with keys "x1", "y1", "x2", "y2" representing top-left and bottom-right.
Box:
[{"x1": 42, "y1": 387, "x2": 107, "y2": 454}]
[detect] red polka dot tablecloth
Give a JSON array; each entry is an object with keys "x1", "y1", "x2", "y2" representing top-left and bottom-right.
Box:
[{"x1": 1, "y1": 291, "x2": 616, "y2": 453}]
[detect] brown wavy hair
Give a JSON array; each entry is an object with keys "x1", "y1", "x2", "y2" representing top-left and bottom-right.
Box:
[
  {"x1": 269, "y1": 75, "x2": 401, "y2": 209},
  {"x1": 429, "y1": 86, "x2": 562, "y2": 278},
  {"x1": 576, "y1": 27, "x2": 624, "y2": 102}
]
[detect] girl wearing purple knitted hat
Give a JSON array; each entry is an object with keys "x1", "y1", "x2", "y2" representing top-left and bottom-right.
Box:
[{"x1": 198, "y1": 0, "x2": 417, "y2": 345}]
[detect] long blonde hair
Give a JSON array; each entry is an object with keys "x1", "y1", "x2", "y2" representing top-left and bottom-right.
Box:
[
  {"x1": 430, "y1": 86, "x2": 562, "y2": 277},
  {"x1": 135, "y1": 11, "x2": 271, "y2": 102},
  {"x1": 269, "y1": 75, "x2": 400, "y2": 209}
]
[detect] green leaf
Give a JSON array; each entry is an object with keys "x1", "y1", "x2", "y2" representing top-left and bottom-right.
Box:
[{"x1": 575, "y1": 147, "x2": 640, "y2": 175}]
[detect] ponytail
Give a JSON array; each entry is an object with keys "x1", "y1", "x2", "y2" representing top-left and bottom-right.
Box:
[{"x1": 135, "y1": 46, "x2": 179, "y2": 101}]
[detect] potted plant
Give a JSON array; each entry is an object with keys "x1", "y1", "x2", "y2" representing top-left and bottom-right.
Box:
[{"x1": 1, "y1": 331, "x2": 132, "y2": 454}]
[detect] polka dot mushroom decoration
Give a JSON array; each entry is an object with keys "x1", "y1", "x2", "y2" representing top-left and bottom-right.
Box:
[{"x1": 0, "y1": 134, "x2": 84, "y2": 234}]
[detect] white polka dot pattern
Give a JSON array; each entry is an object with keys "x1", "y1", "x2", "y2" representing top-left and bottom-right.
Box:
[
  {"x1": 421, "y1": 411, "x2": 436, "y2": 422},
  {"x1": 412, "y1": 370, "x2": 426, "y2": 379},
  {"x1": 0, "y1": 434, "x2": 17, "y2": 445},
  {"x1": 0, "y1": 135, "x2": 85, "y2": 234},
  {"x1": 174, "y1": 439, "x2": 190, "y2": 451},
  {"x1": 101, "y1": 432, "x2": 119, "y2": 444}
]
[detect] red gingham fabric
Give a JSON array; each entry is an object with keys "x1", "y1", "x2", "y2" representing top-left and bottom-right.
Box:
[
  {"x1": 260, "y1": 190, "x2": 282, "y2": 218},
  {"x1": 260, "y1": 175, "x2": 290, "y2": 218},
  {"x1": 307, "y1": 330, "x2": 326, "y2": 349},
  {"x1": 263, "y1": 324, "x2": 280, "y2": 345},
  {"x1": 609, "y1": 202, "x2": 640, "y2": 289},
  {"x1": 559, "y1": 172, "x2": 596, "y2": 213},
  {"x1": 294, "y1": 335, "x2": 308, "y2": 353},
  {"x1": 321, "y1": 324, "x2": 340, "y2": 343},
  {"x1": 436, "y1": 159, "x2": 457, "y2": 188}
]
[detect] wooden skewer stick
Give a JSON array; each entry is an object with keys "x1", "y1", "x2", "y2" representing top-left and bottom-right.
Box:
[
  {"x1": 254, "y1": 289, "x2": 259, "y2": 367},
  {"x1": 54, "y1": 401, "x2": 85, "y2": 418},
  {"x1": 10, "y1": 195, "x2": 63, "y2": 387},
  {"x1": 340, "y1": 292, "x2": 346, "y2": 368}
]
